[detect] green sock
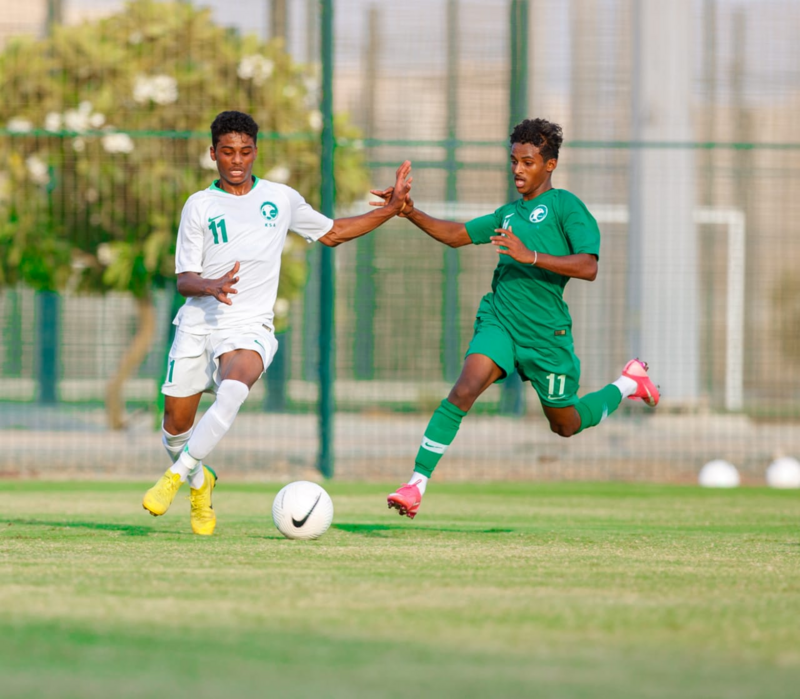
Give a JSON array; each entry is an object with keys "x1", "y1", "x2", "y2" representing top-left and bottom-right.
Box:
[
  {"x1": 413, "y1": 399, "x2": 468, "y2": 477},
  {"x1": 574, "y1": 385, "x2": 623, "y2": 435}
]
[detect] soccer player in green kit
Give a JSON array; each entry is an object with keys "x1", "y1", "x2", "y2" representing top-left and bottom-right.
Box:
[{"x1": 372, "y1": 118, "x2": 659, "y2": 519}]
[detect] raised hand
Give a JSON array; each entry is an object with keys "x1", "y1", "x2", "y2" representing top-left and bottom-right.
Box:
[
  {"x1": 490, "y1": 226, "x2": 537, "y2": 266},
  {"x1": 369, "y1": 161, "x2": 414, "y2": 217},
  {"x1": 369, "y1": 186, "x2": 414, "y2": 217},
  {"x1": 389, "y1": 160, "x2": 413, "y2": 213},
  {"x1": 211, "y1": 261, "x2": 240, "y2": 305}
]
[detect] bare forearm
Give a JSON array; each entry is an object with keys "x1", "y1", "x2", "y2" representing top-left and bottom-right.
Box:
[
  {"x1": 176, "y1": 266, "x2": 239, "y2": 306},
  {"x1": 319, "y1": 205, "x2": 398, "y2": 247},
  {"x1": 405, "y1": 209, "x2": 472, "y2": 248},
  {"x1": 533, "y1": 253, "x2": 597, "y2": 281},
  {"x1": 177, "y1": 272, "x2": 215, "y2": 297}
]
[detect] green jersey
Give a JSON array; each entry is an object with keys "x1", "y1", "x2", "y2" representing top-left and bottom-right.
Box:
[{"x1": 464, "y1": 188, "x2": 600, "y2": 348}]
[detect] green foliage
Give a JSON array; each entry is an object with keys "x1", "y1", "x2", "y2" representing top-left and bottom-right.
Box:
[{"x1": 0, "y1": 0, "x2": 369, "y2": 319}]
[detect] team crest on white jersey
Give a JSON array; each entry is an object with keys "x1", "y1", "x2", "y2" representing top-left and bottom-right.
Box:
[
  {"x1": 530, "y1": 205, "x2": 548, "y2": 223},
  {"x1": 261, "y1": 201, "x2": 279, "y2": 227}
]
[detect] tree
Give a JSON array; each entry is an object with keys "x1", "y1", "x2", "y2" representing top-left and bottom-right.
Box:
[{"x1": 0, "y1": 0, "x2": 369, "y2": 427}]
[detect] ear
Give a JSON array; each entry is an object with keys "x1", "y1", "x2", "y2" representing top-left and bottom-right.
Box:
[
  {"x1": 209, "y1": 146, "x2": 217, "y2": 162},
  {"x1": 546, "y1": 158, "x2": 558, "y2": 172}
]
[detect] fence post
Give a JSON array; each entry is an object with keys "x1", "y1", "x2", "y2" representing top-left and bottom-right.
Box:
[
  {"x1": 442, "y1": 0, "x2": 461, "y2": 383},
  {"x1": 353, "y1": 4, "x2": 379, "y2": 381},
  {"x1": 500, "y1": 0, "x2": 529, "y2": 416},
  {"x1": 265, "y1": 329, "x2": 291, "y2": 412},
  {"x1": 317, "y1": 0, "x2": 335, "y2": 479},
  {"x1": 36, "y1": 290, "x2": 60, "y2": 405}
]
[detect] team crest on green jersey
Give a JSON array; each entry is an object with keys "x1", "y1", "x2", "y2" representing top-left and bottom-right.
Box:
[
  {"x1": 261, "y1": 201, "x2": 279, "y2": 227},
  {"x1": 530, "y1": 205, "x2": 548, "y2": 223}
]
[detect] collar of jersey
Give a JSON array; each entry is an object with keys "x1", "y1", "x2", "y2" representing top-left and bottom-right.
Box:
[
  {"x1": 209, "y1": 176, "x2": 260, "y2": 194},
  {"x1": 514, "y1": 188, "x2": 556, "y2": 218},
  {"x1": 518, "y1": 187, "x2": 557, "y2": 208}
]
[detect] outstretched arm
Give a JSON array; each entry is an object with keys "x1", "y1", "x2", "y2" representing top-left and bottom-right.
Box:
[
  {"x1": 318, "y1": 161, "x2": 412, "y2": 247},
  {"x1": 491, "y1": 226, "x2": 598, "y2": 281},
  {"x1": 368, "y1": 186, "x2": 472, "y2": 248},
  {"x1": 404, "y1": 208, "x2": 473, "y2": 248}
]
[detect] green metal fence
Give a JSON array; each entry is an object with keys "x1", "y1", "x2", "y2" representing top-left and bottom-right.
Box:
[{"x1": 1, "y1": 0, "x2": 799, "y2": 483}]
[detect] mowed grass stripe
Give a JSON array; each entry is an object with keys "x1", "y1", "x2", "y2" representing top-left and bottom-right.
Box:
[
  {"x1": 1, "y1": 482, "x2": 799, "y2": 698},
  {"x1": 3, "y1": 619, "x2": 800, "y2": 699}
]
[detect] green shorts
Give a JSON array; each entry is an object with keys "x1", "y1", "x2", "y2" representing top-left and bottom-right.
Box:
[{"x1": 466, "y1": 301, "x2": 582, "y2": 408}]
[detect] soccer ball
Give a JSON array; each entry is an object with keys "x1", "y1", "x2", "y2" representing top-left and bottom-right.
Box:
[{"x1": 272, "y1": 481, "x2": 334, "y2": 540}]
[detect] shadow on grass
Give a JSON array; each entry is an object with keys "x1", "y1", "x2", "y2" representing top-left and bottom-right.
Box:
[
  {"x1": 333, "y1": 523, "x2": 514, "y2": 537},
  {"x1": 3, "y1": 519, "x2": 518, "y2": 540},
  {"x1": 246, "y1": 524, "x2": 515, "y2": 540},
  {"x1": 1, "y1": 518, "x2": 154, "y2": 537}
]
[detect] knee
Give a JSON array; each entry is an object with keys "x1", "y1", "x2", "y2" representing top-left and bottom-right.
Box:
[
  {"x1": 549, "y1": 421, "x2": 578, "y2": 438},
  {"x1": 163, "y1": 412, "x2": 193, "y2": 435},
  {"x1": 447, "y1": 384, "x2": 479, "y2": 412}
]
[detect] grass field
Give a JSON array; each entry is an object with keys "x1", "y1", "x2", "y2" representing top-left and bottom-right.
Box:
[{"x1": 1, "y1": 480, "x2": 799, "y2": 699}]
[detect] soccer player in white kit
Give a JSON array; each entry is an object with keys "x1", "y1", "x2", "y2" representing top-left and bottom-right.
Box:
[{"x1": 143, "y1": 111, "x2": 412, "y2": 534}]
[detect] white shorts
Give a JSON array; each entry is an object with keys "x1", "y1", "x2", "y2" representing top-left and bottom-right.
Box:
[{"x1": 161, "y1": 324, "x2": 279, "y2": 398}]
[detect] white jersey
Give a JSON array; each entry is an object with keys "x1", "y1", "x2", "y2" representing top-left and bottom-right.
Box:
[{"x1": 173, "y1": 177, "x2": 333, "y2": 332}]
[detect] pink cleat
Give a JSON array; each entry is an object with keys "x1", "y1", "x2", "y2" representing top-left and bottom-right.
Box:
[
  {"x1": 387, "y1": 481, "x2": 423, "y2": 519},
  {"x1": 622, "y1": 359, "x2": 660, "y2": 407}
]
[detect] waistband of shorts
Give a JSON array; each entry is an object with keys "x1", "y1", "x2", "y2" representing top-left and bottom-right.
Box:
[{"x1": 176, "y1": 322, "x2": 274, "y2": 336}]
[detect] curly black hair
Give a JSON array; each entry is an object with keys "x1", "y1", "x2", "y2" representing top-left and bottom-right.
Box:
[
  {"x1": 210, "y1": 111, "x2": 259, "y2": 147},
  {"x1": 509, "y1": 118, "x2": 563, "y2": 161}
]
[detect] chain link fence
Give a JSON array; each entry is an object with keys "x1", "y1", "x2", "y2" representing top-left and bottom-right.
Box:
[{"x1": 1, "y1": 0, "x2": 799, "y2": 482}]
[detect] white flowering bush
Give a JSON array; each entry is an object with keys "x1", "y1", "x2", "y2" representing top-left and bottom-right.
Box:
[
  {"x1": 237, "y1": 55, "x2": 275, "y2": 85},
  {"x1": 7, "y1": 117, "x2": 32, "y2": 133},
  {"x1": 0, "y1": 0, "x2": 369, "y2": 425},
  {"x1": 266, "y1": 164, "x2": 291, "y2": 184},
  {"x1": 25, "y1": 156, "x2": 49, "y2": 185},
  {"x1": 0, "y1": 0, "x2": 368, "y2": 301},
  {"x1": 101, "y1": 132, "x2": 135, "y2": 154},
  {"x1": 132, "y1": 74, "x2": 179, "y2": 105}
]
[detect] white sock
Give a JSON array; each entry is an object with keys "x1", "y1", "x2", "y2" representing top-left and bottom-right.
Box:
[
  {"x1": 164, "y1": 426, "x2": 197, "y2": 482},
  {"x1": 187, "y1": 464, "x2": 205, "y2": 489},
  {"x1": 409, "y1": 472, "x2": 429, "y2": 495},
  {"x1": 162, "y1": 425, "x2": 207, "y2": 486},
  {"x1": 612, "y1": 375, "x2": 637, "y2": 399},
  {"x1": 163, "y1": 425, "x2": 191, "y2": 461},
  {"x1": 171, "y1": 446, "x2": 199, "y2": 481},
  {"x1": 180, "y1": 379, "x2": 249, "y2": 471}
]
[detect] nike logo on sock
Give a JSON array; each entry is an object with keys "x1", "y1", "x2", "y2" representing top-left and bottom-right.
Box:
[{"x1": 421, "y1": 437, "x2": 447, "y2": 454}]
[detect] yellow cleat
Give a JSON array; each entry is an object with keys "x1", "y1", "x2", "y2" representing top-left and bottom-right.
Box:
[
  {"x1": 142, "y1": 469, "x2": 183, "y2": 516},
  {"x1": 190, "y1": 466, "x2": 217, "y2": 536}
]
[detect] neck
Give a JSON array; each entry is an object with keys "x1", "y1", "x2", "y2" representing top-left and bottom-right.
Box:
[
  {"x1": 218, "y1": 175, "x2": 255, "y2": 196},
  {"x1": 522, "y1": 181, "x2": 553, "y2": 201}
]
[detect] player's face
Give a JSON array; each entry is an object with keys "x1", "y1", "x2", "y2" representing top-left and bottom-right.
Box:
[
  {"x1": 210, "y1": 132, "x2": 257, "y2": 189},
  {"x1": 510, "y1": 142, "x2": 557, "y2": 200}
]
